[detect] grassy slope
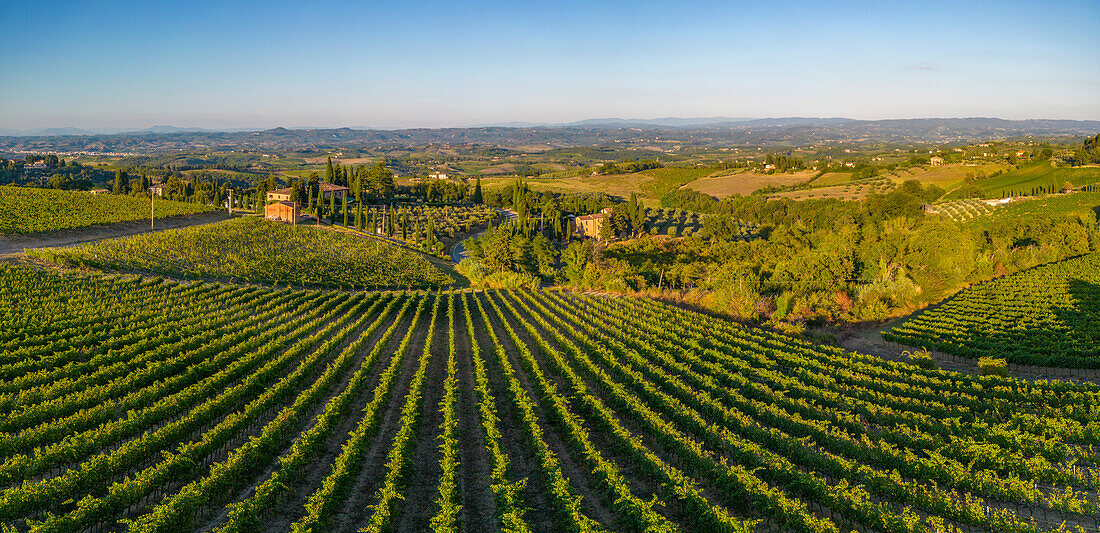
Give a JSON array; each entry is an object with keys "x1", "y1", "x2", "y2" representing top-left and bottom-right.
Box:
[
  {"x1": 808, "y1": 172, "x2": 855, "y2": 186},
  {"x1": 0, "y1": 186, "x2": 212, "y2": 235},
  {"x1": 30, "y1": 216, "x2": 453, "y2": 289},
  {"x1": 479, "y1": 166, "x2": 714, "y2": 205},
  {"x1": 883, "y1": 163, "x2": 1010, "y2": 190},
  {"x1": 481, "y1": 172, "x2": 655, "y2": 202},
  {"x1": 636, "y1": 167, "x2": 715, "y2": 198}
]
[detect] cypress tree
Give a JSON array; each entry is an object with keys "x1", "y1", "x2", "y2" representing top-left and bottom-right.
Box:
[
  {"x1": 472, "y1": 176, "x2": 483, "y2": 204},
  {"x1": 113, "y1": 170, "x2": 128, "y2": 194},
  {"x1": 355, "y1": 174, "x2": 364, "y2": 230},
  {"x1": 325, "y1": 157, "x2": 335, "y2": 184},
  {"x1": 329, "y1": 188, "x2": 336, "y2": 223}
]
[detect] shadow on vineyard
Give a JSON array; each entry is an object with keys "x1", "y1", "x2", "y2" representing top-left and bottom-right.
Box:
[
  {"x1": 1056, "y1": 279, "x2": 1100, "y2": 349},
  {"x1": 884, "y1": 253, "x2": 1100, "y2": 368}
]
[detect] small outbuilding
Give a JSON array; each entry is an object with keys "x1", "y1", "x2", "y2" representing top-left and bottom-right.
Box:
[
  {"x1": 267, "y1": 187, "x2": 294, "y2": 202},
  {"x1": 265, "y1": 200, "x2": 301, "y2": 224}
]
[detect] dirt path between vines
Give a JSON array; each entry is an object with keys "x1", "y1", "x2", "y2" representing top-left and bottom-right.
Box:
[{"x1": 0, "y1": 211, "x2": 232, "y2": 257}]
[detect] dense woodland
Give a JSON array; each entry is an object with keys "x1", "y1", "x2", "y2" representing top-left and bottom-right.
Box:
[{"x1": 466, "y1": 178, "x2": 1099, "y2": 326}]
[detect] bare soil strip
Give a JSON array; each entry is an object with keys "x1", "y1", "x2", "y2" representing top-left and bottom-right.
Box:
[{"x1": 453, "y1": 296, "x2": 497, "y2": 532}]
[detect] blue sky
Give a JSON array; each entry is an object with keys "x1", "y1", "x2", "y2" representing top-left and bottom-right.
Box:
[{"x1": 1, "y1": 0, "x2": 1097, "y2": 130}]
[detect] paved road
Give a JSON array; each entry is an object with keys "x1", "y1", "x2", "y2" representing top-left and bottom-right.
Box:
[{"x1": 452, "y1": 208, "x2": 516, "y2": 264}]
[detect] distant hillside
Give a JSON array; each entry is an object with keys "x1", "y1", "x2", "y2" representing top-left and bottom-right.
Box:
[{"x1": 1, "y1": 118, "x2": 1097, "y2": 154}]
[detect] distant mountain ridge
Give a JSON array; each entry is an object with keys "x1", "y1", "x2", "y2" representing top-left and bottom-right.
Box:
[
  {"x1": 0, "y1": 125, "x2": 246, "y2": 136},
  {"x1": 3, "y1": 117, "x2": 1097, "y2": 137},
  {"x1": 478, "y1": 116, "x2": 852, "y2": 128},
  {"x1": 1, "y1": 117, "x2": 1097, "y2": 154}
]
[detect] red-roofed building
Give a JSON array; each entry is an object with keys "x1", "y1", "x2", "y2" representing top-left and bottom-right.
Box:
[{"x1": 319, "y1": 182, "x2": 349, "y2": 202}]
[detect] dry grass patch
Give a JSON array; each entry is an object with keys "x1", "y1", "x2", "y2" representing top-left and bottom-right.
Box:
[
  {"x1": 302, "y1": 156, "x2": 376, "y2": 165},
  {"x1": 809, "y1": 172, "x2": 854, "y2": 186},
  {"x1": 681, "y1": 170, "x2": 817, "y2": 197}
]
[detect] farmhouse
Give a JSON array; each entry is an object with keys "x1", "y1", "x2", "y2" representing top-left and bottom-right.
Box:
[
  {"x1": 148, "y1": 184, "x2": 165, "y2": 197},
  {"x1": 88, "y1": 189, "x2": 110, "y2": 195},
  {"x1": 267, "y1": 187, "x2": 294, "y2": 202},
  {"x1": 930, "y1": 156, "x2": 945, "y2": 166},
  {"x1": 319, "y1": 182, "x2": 349, "y2": 201},
  {"x1": 265, "y1": 200, "x2": 301, "y2": 224},
  {"x1": 429, "y1": 172, "x2": 449, "y2": 180},
  {"x1": 573, "y1": 212, "x2": 607, "y2": 240}
]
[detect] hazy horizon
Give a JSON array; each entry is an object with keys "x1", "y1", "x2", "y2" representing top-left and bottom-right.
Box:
[
  {"x1": 2, "y1": 0, "x2": 1098, "y2": 131},
  {"x1": 6, "y1": 115, "x2": 1100, "y2": 137}
]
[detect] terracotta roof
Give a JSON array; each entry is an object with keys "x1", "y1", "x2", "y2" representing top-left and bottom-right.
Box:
[
  {"x1": 269, "y1": 187, "x2": 294, "y2": 195},
  {"x1": 576, "y1": 213, "x2": 606, "y2": 221},
  {"x1": 319, "y1": 182, "x2": 349, "y2": 192},
  {"x1": 269, "y1": 200, "x2": 298, "y2": 207}
]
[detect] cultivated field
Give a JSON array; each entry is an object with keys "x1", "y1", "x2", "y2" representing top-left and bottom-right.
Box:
[
  {"x1": 0, "y1": 186, "x2": 212, "y2": 235},
  {"x1": 29, "y1": 217, "x2": 452, "y2": 289},
  {"x1": 886, "y1": 252, "x2": 1100, "y2": 367},
  {"x1": 943, "y1": 163, "x2": 1100, "y2": 200},
  {"x1": 969, "y1": 192, "x2": 1100, "y2": 229},
  {"x1": 1, "y1": 266, "x2": 1097, "y2": 533},
  {"x1": 769, "y1": 179, "x2": 898, "y2": 201},
  {"x1": 928, "y1": 198, "x2": 999, "y2": 223},
  {"x1": 680, "y1": 169, "x2": 818, "y2": 198}
]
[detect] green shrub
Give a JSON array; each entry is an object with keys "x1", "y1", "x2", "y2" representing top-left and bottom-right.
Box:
[
  {"x1": 904, "y1": 348, "x2": 937, "y2": 370},
  {"x1": 456, "y1": 259, "x2": 540, "y2": 289},
  {"x1": 977, "y1": 356, "x2": 1009, "y2": 377}
]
